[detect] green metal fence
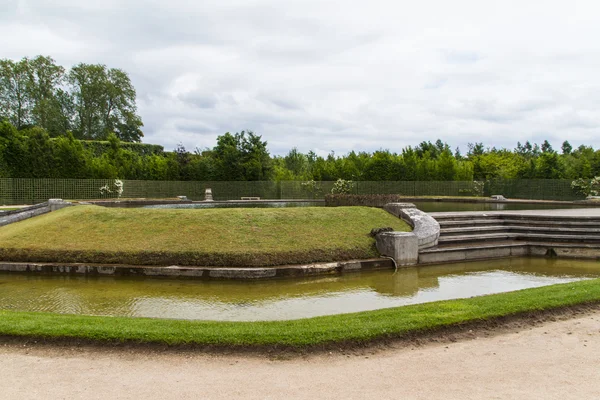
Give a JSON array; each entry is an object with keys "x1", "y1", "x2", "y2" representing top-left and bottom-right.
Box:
[{"x1": 0, "y1": 178, "x2": 583, "y2": 205}]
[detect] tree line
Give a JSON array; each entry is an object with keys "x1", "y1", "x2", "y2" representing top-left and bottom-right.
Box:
[
  {"x1": 273, "y1": 139, "x2": 600, "y2": 182},
  {"x1": 1, "y1": 118, "x2": 599, "y2": 182},
  {"x1": 0, "y1": 55, "x2": 143, "y2": 142},
  {"x1": 1, "y1": 55, "x2": 598, "y2": 182}
]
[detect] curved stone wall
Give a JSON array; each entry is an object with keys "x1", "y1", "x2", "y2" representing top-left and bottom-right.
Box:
[{"x1": 383, "y1": 203, "x2": 440, "y2": 250}]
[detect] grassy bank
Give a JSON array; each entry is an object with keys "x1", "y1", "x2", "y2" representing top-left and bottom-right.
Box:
[
  {"x1": 0, "y1": 205, "x2": 410, "y2": 266},
  {"x1": 1, "y1": 279, "x2": 600, "y2": 348}
]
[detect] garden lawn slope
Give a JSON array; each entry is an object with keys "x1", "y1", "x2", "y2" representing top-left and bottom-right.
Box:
[{"x1": 0, "y1": 205, "x2": 410, "y2": 266}]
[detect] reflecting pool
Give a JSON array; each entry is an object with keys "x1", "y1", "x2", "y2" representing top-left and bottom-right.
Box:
[{"x1": 1, "y1": 258, "x2": 598, "y2": 321}]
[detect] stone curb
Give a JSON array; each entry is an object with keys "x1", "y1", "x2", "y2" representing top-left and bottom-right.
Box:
[
  {"x1": 0, "y1": 258, "x2": 394, "y2": 280},
  {"x1": 0, "y1": 199, "x2": 73, "y2": 227}
]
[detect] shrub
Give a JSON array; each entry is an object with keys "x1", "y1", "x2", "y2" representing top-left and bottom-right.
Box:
[
  {"x1": 571, "y1": 177, "x2": 600, "y2": 197},
  {"x1": 331, "y1": 179, "x2": 354, "y2": 194},
  {"x1": 325, "y1": 194, "x2": 406, "y2": 207},
  {"x1": 99, "y1": 179, "x2": 124, "y2": 198},
  {"x1": 301, "y1": 180, "x2": 323, "y2": 198}
]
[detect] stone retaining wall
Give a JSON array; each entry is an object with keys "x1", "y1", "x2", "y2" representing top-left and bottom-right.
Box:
[
  {"x1": 0, "y1": 258, "x2": 394, "y2": 280},
  {"x1": 0, "y1": 199, "x2": 73, "y2": 227},
  {"x1": 382, "y1": 203, "x2": 440, "y2": 249}
]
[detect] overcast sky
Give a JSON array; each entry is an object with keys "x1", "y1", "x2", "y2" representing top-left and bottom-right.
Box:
[{"x1": 2, "y1": 0, "x2": 600, "y2": 156}]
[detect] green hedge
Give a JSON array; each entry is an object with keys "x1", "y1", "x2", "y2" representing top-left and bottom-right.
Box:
[
  {"x1": 78, "y1": 140, "x2": 164, "y2": 156},
  {"x1": 0, "y1": 179, "x2": 585, "y2": 205}
]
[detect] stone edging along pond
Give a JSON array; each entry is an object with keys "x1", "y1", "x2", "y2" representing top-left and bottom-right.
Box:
[
  {"x1": 0, "y1": 199, "x2": 72, "y2": 227},
  {"x1": 0, "y1": 258, "x2": 395, "y2": 280}
]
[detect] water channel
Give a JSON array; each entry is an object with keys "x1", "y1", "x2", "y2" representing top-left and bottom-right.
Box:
[
  {"x1": 1, "y1": 258, "x2": 598, "y2": 321},
  {"x1": 141, "y1": 201, "x2": 586, "y2": 212},
  {"x1": 142, "y1": 201, "x2": 323, "y2": 209}
]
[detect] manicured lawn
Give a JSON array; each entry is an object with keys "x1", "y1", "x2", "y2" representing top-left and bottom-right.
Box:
[
  {"x1": 1, "y1": 278, "x2": 599, "y2": 348},
  {"x1": 0, "y1": 205, "x2": 410, "y2": 266}
]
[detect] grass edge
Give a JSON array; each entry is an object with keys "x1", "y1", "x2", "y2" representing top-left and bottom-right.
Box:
[{"x1": 1, "y1": 278, "x2": 600, "y2": 350}]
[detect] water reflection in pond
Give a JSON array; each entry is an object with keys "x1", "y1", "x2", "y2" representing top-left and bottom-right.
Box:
[
  {"x1": 143, "y1": 201, "x2": 323, "y2": 209},
  {"x1": 141, "y1": 201, "x2": 585, "y2": 212},
  {"x1": 1, "y1": 258, "x2": 598, "y2": 321}
]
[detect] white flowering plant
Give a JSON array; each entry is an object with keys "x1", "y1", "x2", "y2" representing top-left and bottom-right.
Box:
[
  {"x1": 99, "y1": 179, "x2": 124, "y2": 198},
  {"x1": 331, "y1": 179, "x2": 354, "y2": 194},
  {"x1": 571, "y1": 177, "x2": 600, "y2": 197},
  {"x1": 472, "y1": 181, "x2": 485, "y2": 197},
  {"x1": 114, "y1": 179, "x2": 124, "y2": 197}
]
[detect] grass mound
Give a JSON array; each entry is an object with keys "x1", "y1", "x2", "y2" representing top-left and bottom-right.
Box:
[{"x1": 0, "y1": 205, "x2": 410, "y2": 266}]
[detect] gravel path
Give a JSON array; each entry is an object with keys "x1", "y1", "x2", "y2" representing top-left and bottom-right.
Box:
[{"x1": 1, "y1": 311, "x2": 599, "y2": 400}]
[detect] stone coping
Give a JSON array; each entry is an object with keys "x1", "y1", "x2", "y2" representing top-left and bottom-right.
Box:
[
  {"x1": 383, "y1": 203, "x2": 440, "y2": 249},
  {"x1": 0, "y1": 202, "x2": 48, "y2": 216},
  {"x1": 0, "y1": 258, "x2": 394, "y2": 280},
  {"x1": 0, "y1": 199, "x2": 73, "y2": 227}
]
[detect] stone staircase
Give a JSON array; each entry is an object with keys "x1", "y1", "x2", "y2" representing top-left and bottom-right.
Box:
[{"x1": 418, "y1": 212, "x2": 600, "y2": 264}]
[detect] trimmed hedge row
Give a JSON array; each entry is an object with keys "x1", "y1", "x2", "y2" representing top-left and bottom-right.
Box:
[{"x1": 325, "y1": 194, "x2": 413, "y2": 207}]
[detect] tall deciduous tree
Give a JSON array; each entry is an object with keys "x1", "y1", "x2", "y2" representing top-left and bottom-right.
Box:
[
  {"x1": 213, "y1": 131, "x2": 272, "y2": 181},
  {"x1": 0, "y1": 56, "x2": 71, "y2": 135},
  {"x1": 27, "y1": 56, "x2": 67, "y2": 134},
  {"x1": 0, "y1": 58, "x2": 32, "y2": 129},
  {"x1": 68, "y1": 63, "x2": 143, "y2": 141}
]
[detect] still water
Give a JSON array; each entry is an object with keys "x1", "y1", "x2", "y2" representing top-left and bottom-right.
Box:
[
  {"x1": 143, "y1": 201, "x2": 323, "y2": 209},
  {"x1": 142, "y1": 201, "x2": 584, "y2": 212},
  {"x1": 1, "y1": 258, "x2": 598, "y2": 321}
]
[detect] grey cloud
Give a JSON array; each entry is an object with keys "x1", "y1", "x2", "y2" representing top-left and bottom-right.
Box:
[
  {"x1": 174, "y1": 121, "x2": 216, "y2": 134},
  {"x1": 3, "y1": 0, "x2": 600, "y2": 156},
  {"x1": 178, "y1": 93, "x2": 218, "y2": 109}
]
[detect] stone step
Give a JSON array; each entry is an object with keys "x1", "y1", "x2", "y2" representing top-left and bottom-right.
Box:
[
  {"x1": 432, "y1": 211, "x2": 600, "y2": 219},
  {"x1": 433, "y1": 215, "x2": 503, "y2": 222},
  {"x1": 440, "y1": 225, "x2": 600, "y2": 236},
  {"x1": 419, "y1": 243, "x2": 528, "y2": 264},
  {"x1": 418, "y1": 241, "x2": 600, "y2": 264},
  {"x1": 440, "y1": 225, "x2": 507, "y2": 235},
  {"x1": 426, "y1": 239, "x2": 600, "y2": 252},
  {"x1": 501, "y1": 219, "x2": 600, "y2": 229},
  {"x1": 438, "y1": 232, "x2": 600, "y2": 245},
  {"x1": 437, "y1": 217, "x2": 600, "y2": 229},
  {"x1": 438, "y1": 233, "x2": 517, "y2": 243},
  {"x1": 433, "y1": 239, "x2": 520, "y2": 250},
  {"x1": 437, "y1": 219, "x2": 507, "y2": 228}
]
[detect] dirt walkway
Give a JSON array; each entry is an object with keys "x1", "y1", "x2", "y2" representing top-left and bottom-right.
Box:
[{"x1": 1, "y1": 311, "x2": 600, "y2": 400}]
